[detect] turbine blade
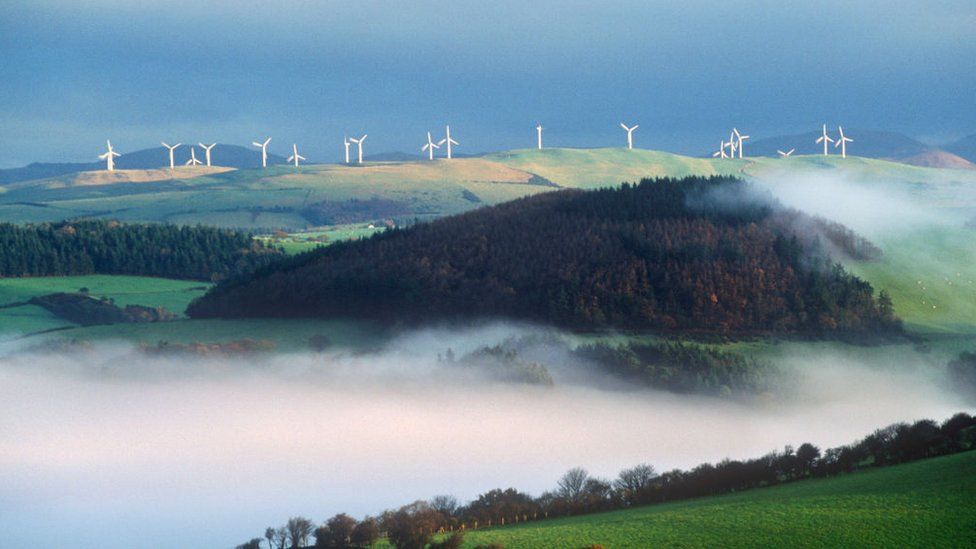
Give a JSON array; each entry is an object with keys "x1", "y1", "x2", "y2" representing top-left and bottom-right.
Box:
[
  {"x1": 252, "y1": 142, "x2": 262, "y2": 147},
  {"x1": 620, "y1": 123, "x2": 628, "y2": 130}
]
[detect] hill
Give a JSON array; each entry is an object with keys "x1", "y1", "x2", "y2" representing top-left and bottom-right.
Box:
[
  {"x1": 452, "y1": 451, "x2": 976, "y2": 549},
  {"x1": 188, "y1": 177, "x2": 899, "y2": 336},
  {"x1": 0, "y1": 144, "x2": 287, "y2": 185}
]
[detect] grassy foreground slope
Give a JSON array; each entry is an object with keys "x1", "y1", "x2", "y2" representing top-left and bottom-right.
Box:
[{"x1": 453, "y1": 451, "x2": 976, "y2": 549}]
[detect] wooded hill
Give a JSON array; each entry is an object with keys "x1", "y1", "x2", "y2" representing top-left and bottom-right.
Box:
[
  {"x1": 0, "y1": 221, "x2": 281, "y2": 282},
  {"x1": 188, "y1": 177, "x2": 900, "y2": 336}
]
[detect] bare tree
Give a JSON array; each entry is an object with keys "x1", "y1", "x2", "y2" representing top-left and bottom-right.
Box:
[
  {"x1": 556, "y1": 467, "x2": 589, "y2": 504},
  {"x1": 273, "y1": 527, "x2": 288, "y2": 549},
  {"x1": 235, "y1": 539, "x2": 262, "y2": 549},
  {"x1": 265, "y1": 527, "x2": 276, "y2": 549},
  {"x1": 285, "y1": 517, "x2": 314, "y2": 548},
  {"x1": 614, "y1": 463, "x2": 657, "y2": 504},
  {"x1": 430, "y1": 495, "x2": 459, "y2": 517}
]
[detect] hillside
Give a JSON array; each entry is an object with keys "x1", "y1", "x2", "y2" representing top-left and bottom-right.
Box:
[
  {"x1": 947, "y1": 134, "x2": 976, "y2": 163},
  {"x1": 188, "y1": 177, "x2": 899, "y2": 336},
  {"x1": 452, "y1": 451, "x2": 976, "y2": 549}
]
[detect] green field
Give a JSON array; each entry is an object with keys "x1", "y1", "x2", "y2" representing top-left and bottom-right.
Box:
[
  {"x1": 256, "y1": 223, "x2": 389, "y2": 254},
  {"x1": 0, "y1": 275, "x2": 210, "y2": 336},
  {"x1": 446, "y1": 451, "x2": 976, "y2": 549}
]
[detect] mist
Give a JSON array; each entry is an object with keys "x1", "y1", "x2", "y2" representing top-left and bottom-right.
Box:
[{"x1": 0, "y1": 326, "x2": 970, "y2": 549}]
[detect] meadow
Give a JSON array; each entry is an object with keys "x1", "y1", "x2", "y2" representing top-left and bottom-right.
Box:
[{"x1": 443, "y1": 451, "x2": 976, "y2": 548}]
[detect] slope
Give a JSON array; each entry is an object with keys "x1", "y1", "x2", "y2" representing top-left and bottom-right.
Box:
[{"x1": 453, "y1": 451, "x2": 976, "y2": 549}]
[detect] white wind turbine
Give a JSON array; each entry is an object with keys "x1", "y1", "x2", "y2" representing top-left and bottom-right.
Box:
[
  {"x1": 343, "y1": 137, "x2": 351, "y2": 164},
  {"x1": 728, "y1": 131, "x2": 738, "y2": 158},
  {"x1": 349, "y1": 134, "x2": 367, "y2": 164},
  {"x1": 199, "y1": 143, "x2": 216, "y2": 166},
  {"x1": 834, "y1": 126, "x2": 853, "y2": 158},
  {"x1": 99, "y1": 140, "x2": 121, "y2": 171},
  {"x1": 252, "y1": 137, "x2": 271, "y2": 167},
  {"x1": 777, "y1": 148, "x2": 796, "y2": 158},
  {"x1": 620, "y1": 122, "x2": 638, "y2": 149},
  {"x1": 421, "y1": 132, "x2": 440, "y2": 160},
  {"x1": 713, "y1": 141, "x2": 728, "y2": 159},
  {"x1": 733, "y1": 128, "x2": 749, "y2": 158},
  {"x1": 161, "y1": 142, "x2": 181, "y2": 169},
  {"x1": 536, "y1": 123, "x2": 543, "y2": 150},
  {"x1": 442, "y1": 125, "x2": 459, "y2": 159},
  {"x1": 288, "y1": 144, "x2": 306, "y2": 167},
  {"x1": 816, "y1": 124, "x2": 834, "y2": 156},
  {"x1": 185, "y1": 147, "x2": 202, "y2": 166}
]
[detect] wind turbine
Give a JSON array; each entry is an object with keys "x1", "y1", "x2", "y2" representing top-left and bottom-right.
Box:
[
  {"x1": 777, "y1": 148, "x2": 796, "y2": 158},
  {"x1": 728, "y1": 131, "x2": 738, "y2": 158},
  {"x1": 421, "y1": 132, "x2": 440, "y2": 160},
  {"x1": 620, "y1": 123, "x2": 638, "y2": 149},
  {"x1": 288, "y1": 144, "x2": 306, "y2": 167},
  {"x1": 835, "y1": 126, "x2": 853, "y2": 158},
  {"x1": 343, "y1": 137, "x2": 351, "y2": 164},
  {"x1": 185, "y1": 147, "x2": 202, "y2": 166},
  {"x1": 99, "y1": 140, "x2": 121, "y2": 171},
  {"x1": 816, "y1": 124, "x2": 834, "y2": 156},
  {"x1": 733, "y1": 128, "x2": 749, "y2": 158},
  {"x1": 442, "y1": 125, "x2": 459, "y2": 159},
  {"x1": 161, "y1": 142, "x2": 181, "y2": 169},
  {"x1": 536, "y1": 123, "x2": 543, "y2": 150},
  {"x1": 199, "y1": 143, "x2": 216, "y2": 166},
  {"x1": 252, "y1": 137, "x2": 271, "y2": 167},
  {"x1": 349, "y1": 134, "x2": 367, "y2": 164},
  {"x1": 713, "y1": 141, "x2": 728, "y2": 159}
]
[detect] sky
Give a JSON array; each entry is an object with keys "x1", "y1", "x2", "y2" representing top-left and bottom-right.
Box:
[{"x1": 1, "y1": 0, "x2": 974, "y2": 167}]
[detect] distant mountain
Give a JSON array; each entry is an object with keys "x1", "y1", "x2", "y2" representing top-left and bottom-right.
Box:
[
  {"x1": 0, "y1": 144, "x2": 289, "y2": 185},
  {"x1": 946, "y1": 134, "x2": 976, "y2": 163},
  {"x1": 747, "y1": 129, "x2": 932, "y2": 159},
  {"x1": 898, "y1": 150, "x2": 975, "y2": 170}
]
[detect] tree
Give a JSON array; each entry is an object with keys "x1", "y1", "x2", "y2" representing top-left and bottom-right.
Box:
[
  {"x1": 286, "y1": 517, "x2": 314, "y2": 548},
  {"x1": 325, "y1": 513, "x2": 357, "y2": 547},
  {"x1": 557, "y1": 467, "x2": 589, "y2": 511},
  {"x1": 429, "y1": 495, "x2": 459, "y2": 518},
  {"x1": 795, "y1": 443, "x2": 821, "y2": 477},
  {"x1": 613, "y1": 463, "x2": 657, "y2": 505},
  {"x1": 236, "y1": 539, "x2": 263, "y2": 549},
  {"x1": 385, "y1": 501, "x2": 444, "y2": 549},
  {"x1": 350, "y1": 516, "x2": 380, "y2": 547},
  {"x1": 266, "y1": 527, "x2": 277, "y2": 549}
]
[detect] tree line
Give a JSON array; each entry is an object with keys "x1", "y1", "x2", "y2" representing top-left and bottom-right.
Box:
[
  {"x1": 0, "y1": 220, "x2": 280, "y2": 281},
  {"x1": 190, "y1": 177, "x2": 900, "y2": 338},
  {"x1": 237, "y1": 411, "x2": 976, "y2": 549}
]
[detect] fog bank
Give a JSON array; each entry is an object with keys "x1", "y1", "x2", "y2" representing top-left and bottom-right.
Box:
[{"x1": 0, "y1": 330, "x2": 969, "y2": 549}]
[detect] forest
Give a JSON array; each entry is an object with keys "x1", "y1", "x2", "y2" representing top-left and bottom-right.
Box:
[
  {"x1": 190, "y1": 177, "x2": 900, "y2": 337},
  {"x1": 238, "y1": 411, "x2": 976, "y2": 549},
  {"x1": 0, "y1": 220, "x2": 280, "y2": 281}
]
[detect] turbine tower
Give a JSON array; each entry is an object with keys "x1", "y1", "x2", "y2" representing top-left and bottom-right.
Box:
[
  {"x1": 777, "y1": 148, "x2": 796, "y2": 158},
  {"x1": 816, "y1": 124, "x2": 834, "y2": 156},
  {"x1": 161, "y1": 142, "x2": 181, "y2": 169},
  {"x1": 733, "y1": 128, "x2": 749, "y2": 158},
  {"x1": 288, "y1": 144, "x2": 306, "y2": 167},
  {"x1": 713, "y1": 141, "x2": 728, "y2": 159},
  {"x1": 835, "y1": 126, "x2": 853, "y2": 158},
  {"x1": 199, "y1": 143, "x2": 216, "y2": 166},
  {"x1": 728, "y1": 131, "x2": 738, "y2": 158},
  {"x1": 421, "y1": 132, "x2": 440, "y2": 160},
  {"x1": 442, "y1": 125, "x2": 459, "y2": 159},
  {"x1": 620, "y1": 123, "x2": 638, "y2": 149},
  {"x1": 185, "y1": 147, "x2": 202, "y2": 166},
  {"x1": 349, "y1": 134, "x2": 367, "y2": 164},
  {"x1": 252, "y1": 137, "x2": 271, "y2": 168},
  {"x1": 343, "y1": 137, "x2": 351, "y2": 164},
  {"x1": 99, "y1": 140, "x2": 121, "y2": 171},
  {"x1": 536, "y1": 123, "x2": 543, "y2": 150}
]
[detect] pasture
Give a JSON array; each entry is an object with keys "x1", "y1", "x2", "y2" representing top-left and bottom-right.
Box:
[{"x1": 447, "y1": 451, "x2": 976, "y2": 548}]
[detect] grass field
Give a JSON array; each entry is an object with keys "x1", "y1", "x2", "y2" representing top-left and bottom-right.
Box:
[
  {"x1": 445, "y1": 451, "x2": 976, "y2": 548},
  {"x1": 256, "y1": 223, "x2": 389, "y2": 254},
  {"x1": 0, "y1": 275, "x2": 210, "y2": 336}
]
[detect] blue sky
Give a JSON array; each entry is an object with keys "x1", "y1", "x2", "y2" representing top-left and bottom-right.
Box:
[{"x1": 1, "y1": 0, "x2": 974, "y2": 167}]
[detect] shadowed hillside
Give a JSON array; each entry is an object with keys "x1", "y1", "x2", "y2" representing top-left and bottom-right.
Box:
[{"x1": 188, "y1": 177, "x2": 900, "y2": 336}]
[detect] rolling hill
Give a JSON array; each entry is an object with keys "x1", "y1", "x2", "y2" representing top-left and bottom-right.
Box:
[
  {"x1": 947, "y1": 133, "x2": 976, "y2": 163},
  {"x1": 0, "y1": 144, "x2": 288, "y2": 185}
]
